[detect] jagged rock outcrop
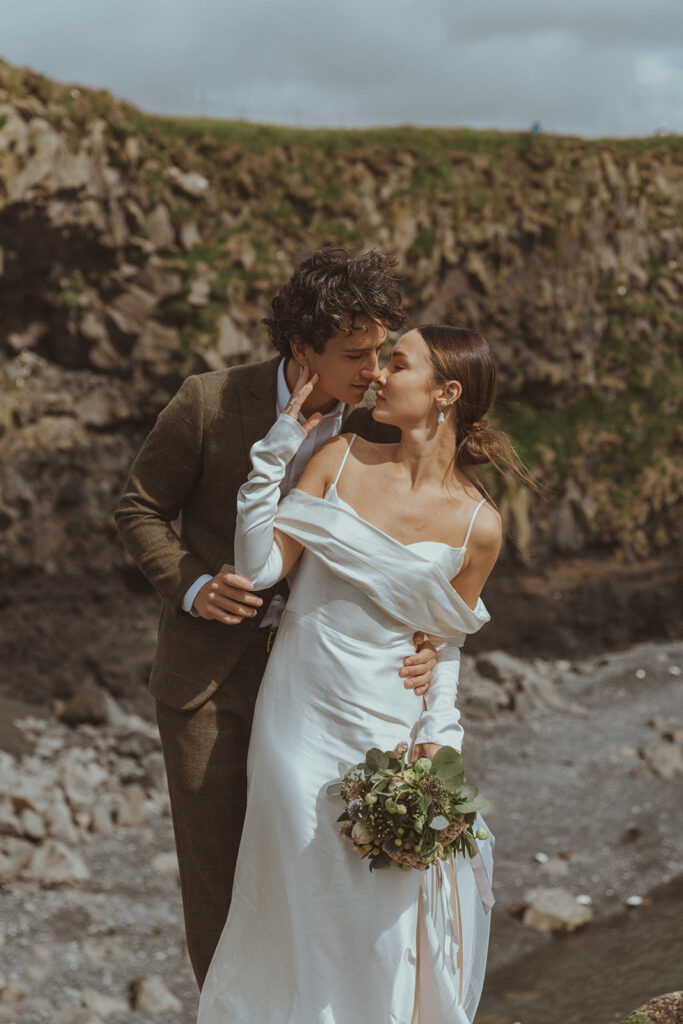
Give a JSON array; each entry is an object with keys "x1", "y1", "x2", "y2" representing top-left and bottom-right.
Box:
[{"x1": 0, "y1": 60, "x2": 681, "y2": 691}]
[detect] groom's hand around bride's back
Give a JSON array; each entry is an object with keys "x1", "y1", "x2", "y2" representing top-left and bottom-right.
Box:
[{"x1": 193, "y1": 568, "x2": 264, "y2": 625}]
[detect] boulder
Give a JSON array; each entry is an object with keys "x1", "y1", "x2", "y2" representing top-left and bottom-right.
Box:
[
  {"x1": 640, "y1": 738, "x2": 683, "y2": 780},
  {"x1": 188, "y1": 265, "x2": 216, "y2": 306},
  {"x1": 129, "y1": 975, "x2": 183, "y2": 1014},
  {"x1": 61, "y1": 757, "x2": 109, "y2": 811},
  {"x1": 114, "y1": 784, "x2": 148, "y2": 828},
  {"x1": 0, "y1": 837, "x2": 33, "y2": 883},
  {"x1": 521, "y1": 886, "x2": 593, "y2": 933},
  {"x1": 622, "y1": 990, "x2": 683, "y2": 1024},
  {"x1": 463, "y1": 677, "x2": 510, "y2": 720},
  {"x1": 0, "y1": 796, "x2": 19, "y2": 837},
  {"x1": 7, "y1": 322, "x2": 47, "y2": 353},
  {"x1": 21, "y1": 839, "x2": 90, "y2": 885},
  {"x1": 151, "y1": 851, "x2": 180, "y2": 881},
  {"x1": 166, "y1": 166, "x2": 210, "y2": 197},
  {"x1": 216, "y1": 314, "x2": 252, "y2": 360},
  {"x1": 179, "y1": 219, "x2": 202, "y2": 250},
  {"x1": 79, "y1": 989, "x2": 128, "y2": 1018},
  {"x1": 132, "y1": 321, "x2": 181, "y2": 374},
  {"x1": 43, "y1": 789, "x2": 80, "y2": 845},
  {"x1": 73, "y1": 389, "x2": 119, "y2": 429},
  {"x1": 106, "y1": 285, "x2": 158, "y2": 338},
  {"x1": 147, "y1": 203, "x2": 175, "y2": 249},
  {"x1": 58, "y1": 677, "x2": 110, "y2": 727}
]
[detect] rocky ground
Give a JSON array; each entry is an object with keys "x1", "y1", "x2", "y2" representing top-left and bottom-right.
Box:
[{"x1": 0, "y1": 640, "x2": 681, "y2": 1024}]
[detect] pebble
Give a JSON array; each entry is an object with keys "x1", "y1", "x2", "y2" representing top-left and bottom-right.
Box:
[
  {"x1": 151, "y1": 851, "x2": 180, "y2": 880},
  {"x1": 129, "y1": 975, "x2": 183, "y2": 1014}
]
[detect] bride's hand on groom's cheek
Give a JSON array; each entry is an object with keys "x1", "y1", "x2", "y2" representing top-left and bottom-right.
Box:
[
  {"x1": 283, "y1": 367, "x2": 323, "y2": 434},
  {"x1": 193, "y1": 568, "x2": 263, "y2": 625},
  {"x1": 400, "y1": 633, "x2": 437, "y2": 697}
]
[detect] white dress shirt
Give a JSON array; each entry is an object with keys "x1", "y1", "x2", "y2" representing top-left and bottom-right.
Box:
[{"x1": 182, "y1": 359, "x2": 346, "y2": 624}]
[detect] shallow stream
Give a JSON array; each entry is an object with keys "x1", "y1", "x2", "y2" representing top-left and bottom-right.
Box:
[{"x1": 478, "y1": 873, "x2": 683, "y2": 1024}]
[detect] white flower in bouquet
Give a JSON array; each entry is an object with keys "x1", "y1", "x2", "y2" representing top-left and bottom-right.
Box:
[{"x1": 351, "y1": 820, "x2": 375, "y2": 845}]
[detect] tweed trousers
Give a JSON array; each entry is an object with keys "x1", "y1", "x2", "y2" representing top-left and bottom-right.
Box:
[{"x1": 156, "y1": 642, "x2": 269, "y2": 988}]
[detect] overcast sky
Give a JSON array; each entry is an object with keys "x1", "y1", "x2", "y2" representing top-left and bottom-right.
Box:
[{"x1": 3, "y1": 0, "x2": 682, "y2": 137}]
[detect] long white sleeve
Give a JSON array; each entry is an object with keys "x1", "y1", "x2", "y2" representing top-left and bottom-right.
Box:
[
  {"x1": 413, "y1": 641, "x2": 464, "y2": 751},
  {"x1": 234, "y1": 414, "x2": 308, "y2": 590}
]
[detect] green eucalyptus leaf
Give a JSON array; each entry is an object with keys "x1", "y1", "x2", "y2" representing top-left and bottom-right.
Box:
[
  {"x1": 454, "y1": 799, "x2": 487, "y2": 813},
  {"x1": 431, "y1": 746, "x2": 464, "y2": 771},
  {"x1": 429, "y1": 814, "x2": 450, "y2": 830},
  {"x1": 455, "y1": 783, "x2": 479, "y2": 801},
  {"x1": 366, "y1": 748, "x2": 390, "y2": 771},
  {"x1": 418, "y1": 792, "x2": 432, "y2": 814},
  {"x1": 338, "y1": 761, "x2": 351, "y2": 777},
  {"x1": 431, "y1": 746, "x2": 465, "y2": 791},
  {"x1": 326, "y1": 782, "x2": 342, "y2": 796}
]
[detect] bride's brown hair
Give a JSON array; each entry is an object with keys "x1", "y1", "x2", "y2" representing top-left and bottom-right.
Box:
[{"x1": 416, "y1": 323, "x2": 531, "y2": 488}]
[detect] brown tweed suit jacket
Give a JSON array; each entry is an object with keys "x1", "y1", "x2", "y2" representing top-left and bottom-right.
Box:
[{"x1": 115, "y1": 355, "x2": 398, "y2": 711}]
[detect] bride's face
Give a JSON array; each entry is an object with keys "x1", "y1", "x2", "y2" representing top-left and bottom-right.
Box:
[{"x1": 373, "y1": 330, "x2": 447, "y2": 427}]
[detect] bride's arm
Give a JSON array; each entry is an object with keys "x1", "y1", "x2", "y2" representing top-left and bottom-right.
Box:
[
  {"x1": 413, "y1": 509, "x2": 502, "y2": 756},
  {"x1": 235, "y1": 415, "x2": 307, "y2": 588},
  {"x1": 450, "y1": 504, "x2": 501, "y2": 610},
  {"x1": 412, "y1": 640, "x2": 464, "y2": 757},
  {"x1": 234, "y1": 368, "x2": 325, "y2": 589}
]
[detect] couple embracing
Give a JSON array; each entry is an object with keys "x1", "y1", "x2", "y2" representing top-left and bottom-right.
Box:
[{"x1": 116, "y1": 247, "x2": 513, "y2": 1023}]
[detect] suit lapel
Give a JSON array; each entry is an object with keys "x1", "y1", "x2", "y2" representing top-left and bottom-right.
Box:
[{"x1": 236, "y1": 356, "x2": 280, "y2": 459}]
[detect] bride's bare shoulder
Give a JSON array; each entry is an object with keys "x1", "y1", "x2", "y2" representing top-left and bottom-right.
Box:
[
  {"x1": 300, "y1": 433, "x2": 357, "y2": 482},
  {"x1": 464, "y1": 500, "x2": 502, "y2": 557},
  {"x1": 342, "y1": 433, "x2": 397, "y2": 464}
]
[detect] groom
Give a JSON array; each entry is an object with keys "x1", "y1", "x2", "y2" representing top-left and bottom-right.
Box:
[{"x1": 115, "y1": 247, "x2": 437, "y2": 987}]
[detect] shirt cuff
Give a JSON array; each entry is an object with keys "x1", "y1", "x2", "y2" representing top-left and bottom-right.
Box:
[{"x1": 182, "y1": 574, "x2": 213, "y2": 616}]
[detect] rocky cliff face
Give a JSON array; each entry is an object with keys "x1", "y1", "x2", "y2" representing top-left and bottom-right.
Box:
[{"x1": 0, "y1": 61, "x2": 681, "y2": 693}]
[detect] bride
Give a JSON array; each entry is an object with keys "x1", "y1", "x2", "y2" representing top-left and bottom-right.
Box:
[{"x1": 198, "y1": 324, "x2": 513, "y2": 1024}]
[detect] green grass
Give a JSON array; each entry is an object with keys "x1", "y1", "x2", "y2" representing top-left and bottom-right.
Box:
[{"x1": 496, "y1": 358, "x2": 683, "y2": 490}]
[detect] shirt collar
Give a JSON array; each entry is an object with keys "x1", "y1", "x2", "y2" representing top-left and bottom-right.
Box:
[{"x1": 276, "y1": 359, "x2": 345, "y2": 426}]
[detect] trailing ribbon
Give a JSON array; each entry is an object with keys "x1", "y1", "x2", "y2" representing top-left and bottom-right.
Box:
[
  {"x1": 469, "y1": 850, "x2": 495, "y2": 913},
  {"x1": 412, "y1": 847, "x2": 494, "y2": 1020}
]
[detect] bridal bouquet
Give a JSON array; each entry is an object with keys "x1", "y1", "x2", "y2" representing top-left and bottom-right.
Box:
[{"x1": 329, "y1": 743, "x2": 490, "y2": 871}]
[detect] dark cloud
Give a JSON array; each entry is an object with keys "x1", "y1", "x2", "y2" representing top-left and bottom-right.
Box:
[{"x1": 2, "y1": 0, "x2": 681, "y2": 135}]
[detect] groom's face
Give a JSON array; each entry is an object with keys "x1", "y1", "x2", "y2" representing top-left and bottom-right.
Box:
[{"x1": 292, "y1": 317, "x2": 388, "y2": 406}]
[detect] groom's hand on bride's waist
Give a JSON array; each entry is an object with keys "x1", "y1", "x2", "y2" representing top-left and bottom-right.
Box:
[
  {"x1": 400, "y1": 632, "x2": 436, "y2": 697},
  {"x1": 193, "y1": 568, "x2": 263, "y2": 625}
]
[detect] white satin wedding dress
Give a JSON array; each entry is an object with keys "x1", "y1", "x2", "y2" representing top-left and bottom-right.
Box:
[{"x1": 198, "y1": 421, "x2": 495, "y2": 1024}]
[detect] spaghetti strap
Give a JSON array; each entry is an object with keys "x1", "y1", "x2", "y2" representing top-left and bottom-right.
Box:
[
  {"x1": 331, "y1": 434, "x2": 357, "y2": 488},
  {"x1": 463, "y1": 498, "x2": 486, "y2": 549}
]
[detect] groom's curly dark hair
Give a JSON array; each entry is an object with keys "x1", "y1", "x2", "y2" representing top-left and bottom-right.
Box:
[{"x1": 264, "y1": 247, "x2": 406, "y2": 357}]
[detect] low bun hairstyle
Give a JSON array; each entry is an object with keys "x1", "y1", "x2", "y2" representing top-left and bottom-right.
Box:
[{"x1": 416, "y1": 324, "x2": 529, "y2": 485}]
